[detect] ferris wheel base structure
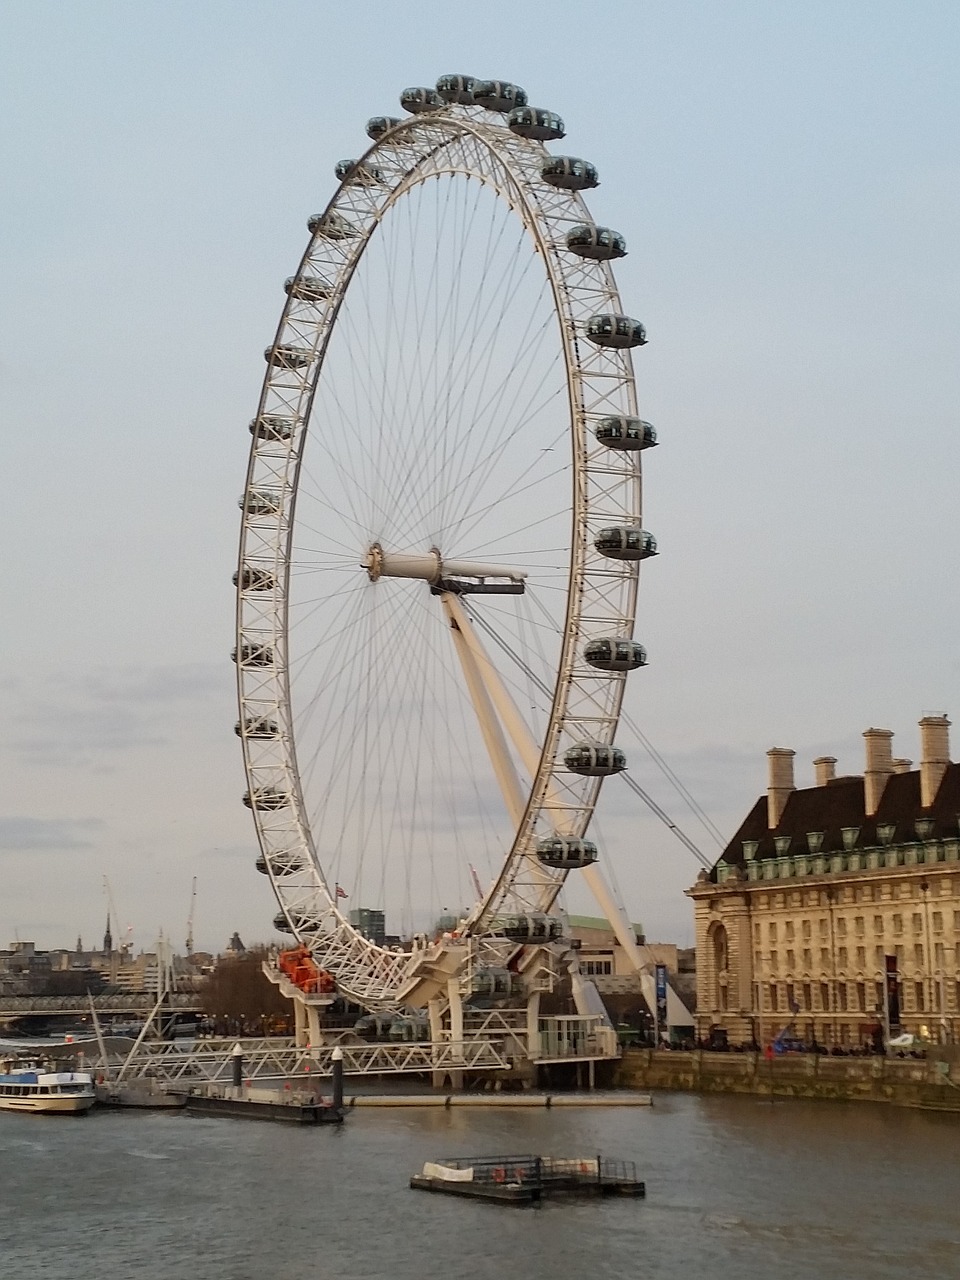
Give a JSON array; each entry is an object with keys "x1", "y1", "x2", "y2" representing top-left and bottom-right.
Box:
[{"x1": 236, "y1": 73, "x2": 663, "y2": 1055}]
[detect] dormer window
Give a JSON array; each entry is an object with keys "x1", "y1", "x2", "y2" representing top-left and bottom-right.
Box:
[
  {"x1": 915, "y1": 818, "x2": 935, "y2": 840},
  {"x1": 841, "y1": 827, "x2": 860, "y2": 851},
  {"x1": 774, "y1": 836, "x2": 792, "y2": 856},
  {"x1": 742, "y1": 840, "x2": 759, "y2": 862},
  {"x1": 807, "y1": 832, "x2": 823, "y2": 854},
  {"x1": 877, "y1": 823, "x2": 896, "y2": 846}
]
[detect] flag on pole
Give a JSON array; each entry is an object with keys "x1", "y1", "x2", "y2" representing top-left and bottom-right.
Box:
[{"x1": 335, "y1": 883, "x2": 348, "y2": 900}]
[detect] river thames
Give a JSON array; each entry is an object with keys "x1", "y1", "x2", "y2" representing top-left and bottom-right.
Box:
[{"x1": 1, "y1": 1091, "x2": 958, "y2": 1279}]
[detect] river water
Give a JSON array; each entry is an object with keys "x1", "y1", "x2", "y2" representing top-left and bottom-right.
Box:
[{"x1": 1, "y1": 1091, "x2": 958, "y2": 1279}]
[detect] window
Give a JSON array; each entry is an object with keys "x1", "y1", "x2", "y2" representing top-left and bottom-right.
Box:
[
  {"x1": 754, "y1": 922, "x2": 761, "y2": 943},
  {"x1": 755, "y1": 950, "x2": 762, "y2": 968},
  {"x1": 875, "y1": 946, "x2": 885, "y2": 965},
  {"x1": 855, "y1": 916, "x2": 864, "y2": 936},
  {"x1": 770, "y1": 950, "x2": 779, "y2": 971},
  {"x1": 837, "y1": 917, "x2": 847, "y2": 937},
  {"x1": 933, "y1": 911, "x2": 943, "y2": 933},
  {"x1": 785, "y1": 921, "x2": 795, "y2": 941},
  {"x1": 582, "y1": 959, "x2": 612, "y2": 976},
  {"x1": 856, "y1": 947, "x2": 866, "y2": 967},
  {"x1": 912, "y1": 913, "x2": 923, "y2": 934},
  {"x1": 787, "y1": 949, "x2": 795, "y2": 969},
  {"x1": 874, "y1": 915, "x2": 884, "y2": 935},
  {"x1": 819, "y1": 918, "x2": 829, "y2": 939},
  {"x1": 895, "y1": 945, "x2": 904, "y2": 964},
  {"x1": 838, "y1": 947, "x2": 848, "y2": 968},
  {"x1": 803, "y1": 948, "x2": 812, "y2": 968},
  {"x1": 786, "y1": 983, "x2": 796, "y2": 1011},
  {"x1": 802, "y1": 920, "x2": 812, "y2": 940},
  {"x1": 769, "y1": 983, "x2": 779, "y2": 1013},
  {"x1": 802, "y1": 983, "x2": 812, "y2": 1011},
  {"x1": 820, "y1": 948, "x2": 830, "y2": 967},
  {"x1": 915, "y1": 981, "x2": 925, "y2": 1012},
  {"x1": 914, "y1": 944, "x2": 924, "y2": 967},
  {"x1": 935, "y1": 942, "x2": 945, "y2": 967},
  {"x1": 769, "y1": 922, "x2": 778, "y2": 942},
  {"x1": 893, "y1": 914, "x2": 903, "y2": 935},
  {"x1": 856, "y1": 982, "x2": 866, "y2": 1012},
  {"x1": 820, "y1": 982, "x2": 830, "y2": 1010},
  {"x1": 953, "y1": 911, "x2": 960, "y2": 931},
  {"x1": 838, "y1": 984, "x2": 848, "y2": 1012}
]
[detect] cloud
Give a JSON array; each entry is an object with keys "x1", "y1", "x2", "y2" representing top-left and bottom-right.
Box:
[{"x1": 0, "y1": 816, "x2": 105, "y2": 852}]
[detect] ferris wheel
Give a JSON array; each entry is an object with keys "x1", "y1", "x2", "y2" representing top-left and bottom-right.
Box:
[{"x1": 234, "y1": 76, "x2": 658, "y2": 1011}]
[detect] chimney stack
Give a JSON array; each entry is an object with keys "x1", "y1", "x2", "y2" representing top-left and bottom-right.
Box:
[
  {"x1": 813, "y1": 756, "x2": 837, "y2": 787},
  {"x1": 863, "y1": 728, "x2": 894, "y2": 817},
  {"x1": 767, "y1": 748, "x2": 796, "y2": 829},
  {"x1": 891, "y1": 758, "x2": 912, "y2": 775},
  {"x1": 919, "y1": 715, "x2": 951, "y2": 808}
]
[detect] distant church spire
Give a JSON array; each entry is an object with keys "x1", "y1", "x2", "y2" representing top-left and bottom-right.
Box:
[{"x1": 103, "y1": 912, "x2": 113, "y2": 955}]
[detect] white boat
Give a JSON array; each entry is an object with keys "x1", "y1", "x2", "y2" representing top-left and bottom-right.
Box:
[{"x1": 0, "y1": 1067, "x2": 96, "y2": 1114}]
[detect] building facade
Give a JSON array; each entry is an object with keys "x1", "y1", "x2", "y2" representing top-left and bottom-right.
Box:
[{"x1": 689, "y1": 715, "x2": 960, "y2": 1048}]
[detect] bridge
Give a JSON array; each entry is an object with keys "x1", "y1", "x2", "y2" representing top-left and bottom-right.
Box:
[{"x1": 0, "y1": 991, "x2": 204, "y2": 1021}]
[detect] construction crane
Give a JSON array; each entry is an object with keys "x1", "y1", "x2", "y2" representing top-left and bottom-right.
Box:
[{"x1": 186, "y1": 876, "x2": 197, "y2": 955}]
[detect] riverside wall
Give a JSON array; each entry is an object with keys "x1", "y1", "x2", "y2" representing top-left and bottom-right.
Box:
[{"x1": 614, "y1": 1048, "x2": 960, "y2": 1111}]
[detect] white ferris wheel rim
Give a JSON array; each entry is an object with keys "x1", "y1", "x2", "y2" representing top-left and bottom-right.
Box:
[{"x1": 236, "y1": 93, "x2": 646, "y2": 1009}]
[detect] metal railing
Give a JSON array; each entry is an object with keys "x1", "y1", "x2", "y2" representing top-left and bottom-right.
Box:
[{"x1": 0, "y1": 992, "x2": 202, "y2": 1017}]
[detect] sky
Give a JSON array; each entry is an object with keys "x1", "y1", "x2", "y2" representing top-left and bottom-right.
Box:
[{"x1": 1, "y1": 1, "x2": 958, "y2": 954}]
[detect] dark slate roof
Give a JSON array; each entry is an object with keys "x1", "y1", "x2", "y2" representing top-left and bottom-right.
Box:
[{"x1": 717, "y1": 761, "x2": 960, "y2": 877}]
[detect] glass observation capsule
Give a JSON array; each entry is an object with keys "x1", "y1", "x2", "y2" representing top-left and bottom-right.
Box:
[
  {"x1": 584, "y1": 638, "x2": 648, "y2": 672},
  {"x1": 265, "y1": 344, "x2": 312, "y2": 370},
  {"x1": 243, "y1": 787, "x2": 289, "y2": 810},
  {"x1": 307, "y1": 211, "x2": 358, "y2": 240},
  {"x1": 472, "y1": 80, "x2": 527, "y2": 112},
  {"x1": 586, "y1": 315, "x2": 647, "y2": 349},
  {"x1": 536, "y1": 836, "x2": 599, "y2": 869},
  {"x1": 231, "y1": 642, "x2": 274, "y2": 667},
  {"x1": 284, "y1": 275, "x2": 331, "y2": 302},
  {"x1": 436, "y1": 73, "x2": 476, "y2": 104},
  {"x1": 334, "y1": 159, "x2": 385, "y2": 185},
  {"x1": 564, "y1": 742, "x2": 627, "y2": 776},
  {"x1": 234, "y1": 716, "x2": 279, "y2": 739},
  {"x1": 468, "y1": 967, "x2": 520, "y2": 998},
  {"x1": 256, "y1": 852, "x2": 303, "y2": 877},
  {"x1": 507, "y1": 106, "x2": 565, "y2": 141},
  {"x1": 595, "y1": 416, "x2": 657, "y2": 450},
  {"x1": 366, "y1": 116, "x2": 402, "y2": 140},
  {"x1": 594, "y1": 526, "x2": 657, "y2": 561},
  {"x1": 234, "y1": 567, "x2": 276, "y2": 592},
  {"x1": 541, "y1": 156, "x2": 599, "y2": 190},
  {"x1": 240, "y1": 489, "x2": 281, "y2": 516},
  {"x1": 489, "y1": 914, "x2": 563, "y2": 942},
  {"x1": 249, "y1": 415, "x2": 294, "y2": 442},
  {"x1": 400, "y1": 86, "x2": 443, "y2": 114},
  {"x1": 566, "y1": 224, "x2": 626, "y2": 260}
]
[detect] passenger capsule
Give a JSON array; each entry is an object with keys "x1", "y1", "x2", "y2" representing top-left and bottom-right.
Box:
[
  {"x1": 584, "y1": 638, "x2": 648, "y2": 672},
  {"x1": 507, "y1": 106, "x2": 565, "y2": 141},
  {"x1": 265, "y1": 344, "x2": 312, "y2": 370},
  {"x1": 249, "y1": 415, "x2": 294, "y2": 442},
  {"x1": 490, "y1": 913, "x2": 563, "y2": 942},
  {"x1": 563, "y1": 742, "x2": 627, "y2": 776},
  {"x1": 536, "y1": 836, "x2": 598, "y2": 869},
  {"x1": 400, "y1": 87, "x2": 443, "y2": 114},
  {"x1": 595, "y1": 416, "x2": 657, "y2": 451},
  {"x1": 240, "y1": 489, "x2": 281, "y2": 516},
  {"x1": 366, "y1": 116, "x2": 402, "y2": 140},
  {"x1": 334, "y1": 159, "x2": 385, "y2": 185},
  {"x1": 256, "y1": 852, "x2": 303, "y2": 877},
  {"x1": 234, "y1": 716, "x2": 279, "y2": 739},
  {"x1": 234, "y1": 567, "x2": 276, "y2": 592},
  {"x1": 594, "y1": 526, "x2": 657, "y2": 561},
  {"x1": 436, "y1": 74, "x2": 476, "y2": 104},
  {"x1": 541, "y1": 156, "x2": 599, "y2": 190},
  {"x1": 472, "y1": 80, "x2": 527, "y2": 112},
  {"x1": 284, "y1": 275, "x2": 331, "y2": 302},
  {"x1": 243, "y1": 787, "x2": 289, "y2": 811},
  {"x1": 566, "y1": 224, "x2": 626, "y2": 260},
  {"x1": 306, "y1": 211, "x2": 358, "y2": 240},
  {"x1": 231, "y1": 642, "x2": 274, "y2": 667},
  {"x1": 586, "y1": 315, "x2": 647, "y2": 349},
  {"x1": 468, "y1": 967, "x2": 520, "y2": 998}
]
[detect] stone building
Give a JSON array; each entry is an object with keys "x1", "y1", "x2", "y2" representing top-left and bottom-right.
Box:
[{"x1": 688, "y1": 715, "x2": 960, "y2": 1048}]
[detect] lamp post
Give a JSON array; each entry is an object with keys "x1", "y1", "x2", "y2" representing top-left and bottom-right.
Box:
[{"x1": 919, "y1": 879, "x2": 936, "y2": 1040}]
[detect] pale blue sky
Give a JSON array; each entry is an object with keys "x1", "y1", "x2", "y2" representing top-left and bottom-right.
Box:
[{"x1": 1, "y1": 2, "x2": 958, "y2": 950}]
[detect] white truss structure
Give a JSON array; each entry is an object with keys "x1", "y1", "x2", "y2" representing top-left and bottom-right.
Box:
[{"x1": 236, "y1": 93, "x2": 647, "y2": 1010}]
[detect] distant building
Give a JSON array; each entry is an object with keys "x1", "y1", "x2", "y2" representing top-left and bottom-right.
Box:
[
  {"x1": 350, "y1": 909, "x2": 386, "y2": 947},
  {"x1": 689, "y1": 715, "x2": 960, "y2": 1048}
]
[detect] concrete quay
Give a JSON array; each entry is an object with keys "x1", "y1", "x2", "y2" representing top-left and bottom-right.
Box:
[{"x1": 615, "y1": 1048, "x2": 960, "y2": 1111}]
